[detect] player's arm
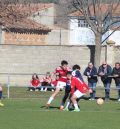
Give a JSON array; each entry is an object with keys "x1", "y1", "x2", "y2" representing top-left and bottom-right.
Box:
[{"x1": 83, "y1": 83, "x2": 92, "y2": 93}]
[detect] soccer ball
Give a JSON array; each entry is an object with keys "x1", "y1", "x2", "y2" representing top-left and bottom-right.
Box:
[{"x1": 97, "y1": 98, "x2": 104, "y2": 105}]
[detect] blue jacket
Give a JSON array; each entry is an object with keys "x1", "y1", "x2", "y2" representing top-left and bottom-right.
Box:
[
  {"x1": 84, "y1": 66, "x2": 98, "y2": 83},
  {"x1": 98, "y1": 65, "x2": 112, "y2": 84}
]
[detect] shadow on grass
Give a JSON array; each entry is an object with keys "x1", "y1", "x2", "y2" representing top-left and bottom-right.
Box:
[{"x1": 40, "y1": 106, "x2": 60, "y2": 109}]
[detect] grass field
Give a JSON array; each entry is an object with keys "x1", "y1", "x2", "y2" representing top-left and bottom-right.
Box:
[{"x1": 0, "y1": 87, "x2": 120, "y2": 129}]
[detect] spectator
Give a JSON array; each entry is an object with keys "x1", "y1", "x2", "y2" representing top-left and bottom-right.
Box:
[
  {"x1": 28, "y1": 73, "x2": 40, "y2": 91},
  {"x1": 112, "y1": 62, "x2": 120, "y2": 101},
  {"x1": 98, "y1": 62, "x2": 112, "y2": 100},
  {"x1": 40, "y1": 72, "x2": 52, "y2": 92},
  {"x1": 51, "y1": 73, "x2": 60, "y2": 87},
  {"x1": 0, "y1": 84, "x2": 4, "y2": 106},
  {"x1": 84, "y1": 62, "x2": 98, "y2": 100}
]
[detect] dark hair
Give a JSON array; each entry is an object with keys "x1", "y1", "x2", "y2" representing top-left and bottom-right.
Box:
[
  {"x1": 66, "y1": 71, "x2": 72, "y2": 75},
  {"x1": 72, "y1": 64, "x2": 80, "y2": 70},
  {"x1": 61, "y1": 60, "x2": 68, "y2": 66},
  {"x1": 32, "y1": 73, "x2": 39, "y2": 79},
  {"x1": 115, "y1": 62, "x2": 120, "y2": 65}
]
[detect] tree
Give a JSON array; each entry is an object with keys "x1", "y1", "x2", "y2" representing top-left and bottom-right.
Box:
[{"x1": 70, "y1": 0, "x2": 120, "y2": 67}]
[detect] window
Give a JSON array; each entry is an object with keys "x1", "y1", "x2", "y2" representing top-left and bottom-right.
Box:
[{"x1": 78, "y1": 19, "x2": 90, "y2": 28}]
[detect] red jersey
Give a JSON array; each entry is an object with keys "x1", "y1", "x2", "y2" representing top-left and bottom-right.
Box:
[
  {"x1": 55, "y1": 66, "x2": 71, "y2": 82},
  {"x1": 31, "y1": 79, "x2": 40, "y2": 87},
  {"x1": 70, "y1": 77, "x2": 90, "y2": 94}
]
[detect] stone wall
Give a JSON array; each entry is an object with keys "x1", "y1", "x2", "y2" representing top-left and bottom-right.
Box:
[{"x1": 0, "y1": 45, "x2": 119, "y2": 86}]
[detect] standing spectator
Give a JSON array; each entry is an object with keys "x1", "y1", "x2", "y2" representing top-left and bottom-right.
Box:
[
  {"x1": 40, "y1": 72, "x2": 52, "y2": 92},
  {"x1": 98, "y1": 62, "x2": 112, "y2": 100},
  {"x1": 112, "y1": 62, "x2": 120, "y2": 101},
  {"x1": 28, "y1": 73, "x2": 40, "y2": 91},
  {"x1": 84, "y1": 62, "x2": 98, "y2": 100},
  {"x1": 0, "y1": 84, "x2": 4, "y2": 106}
]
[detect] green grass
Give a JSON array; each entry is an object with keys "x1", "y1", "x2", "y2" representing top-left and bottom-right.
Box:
[{"x1": 0, "y1": 88, "x2": 120, "y2": 129}]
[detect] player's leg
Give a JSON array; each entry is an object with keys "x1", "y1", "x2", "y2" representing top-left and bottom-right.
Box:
[
  {"x1": 46, "y1": 87, "x2": 60, "y2": 106},
  {"x1": 71, "y1": 90, "x2": 84, "y2": 112},
  {"x1": 0, "y1": 86, "x2": 4, "y2": 106},
  {"x1": 60, "y1": 85, "x2": 71, "y2": 110},
  {"x1": 46, "y1": 81, "x2": 66, "y2": 107}
]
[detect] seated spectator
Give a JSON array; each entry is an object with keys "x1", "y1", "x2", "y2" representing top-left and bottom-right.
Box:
[
  {"x1": 28, "y1": 73, "x2": 40, "y2": 91},
  {"x1": 51, "y1": 73, "x2": 60, "y2": 88},
  {"x1": 40, "y1": 72, "x2": 52, "y2": 92}
]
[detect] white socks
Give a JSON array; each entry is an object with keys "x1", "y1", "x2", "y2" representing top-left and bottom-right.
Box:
[
  {"x1": 65, "y1": 102, "x2": 70, "y2": 109},
  {"x1": 47, "y1": 97, "x2": 54, "y2": 104},
  {"x1": 74, "y1": 103, "x2": 79, "y2": 110}
]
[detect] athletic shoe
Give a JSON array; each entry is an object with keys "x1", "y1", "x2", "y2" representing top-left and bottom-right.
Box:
[
  {"x1": 46, "y1": 104, "x2": 50, "y2": 108},
  {"x1": 118, "y1": 99, "x2": 120, "y2": 102},
  {"x1": 60, "y1": 106, "x2": 64, "y2": 110},
  {"x1": 63, "y1": 108, "x2": 69, "y2": 111},
  {"x1": 73, "y1": 108, "x2": 80, "y2": 112},
  {"x1": 0, "y1": 102, "x2": 4, "y2": 107}
]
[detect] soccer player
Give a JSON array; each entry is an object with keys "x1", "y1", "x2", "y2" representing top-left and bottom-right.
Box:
[
  {"x1": 60, "y1": 64, "x2": 84, "y2": 110},
  {"x1": 66, "y1": 71, "x2": 92, "y2": 112},
  {"x1": 0, "y1": 85, "x2": 4, "y2": 106},
  {"x1": 46, "y1": 60, "x2": 71, "y2": 107}
]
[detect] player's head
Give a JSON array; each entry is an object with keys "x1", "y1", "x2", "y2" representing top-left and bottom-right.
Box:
[
  {"x1": 61, "y1": 60, "x2": 68, "y2": 69},
  {"x1": 72, "y1": 64, "x2": 80, "y2": 70},
  {"x1": 66, "y1": 71, "x2": 72, "y2": 80},
  {"x1": 88, "y1": 62, "x2": 93, "y2": 69},
  {"x1": 115, "y1": 62, "x2": 120, "y2": 69}
]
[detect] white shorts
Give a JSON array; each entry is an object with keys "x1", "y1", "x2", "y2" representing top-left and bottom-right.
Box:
[
  {"x1": 56, "y1": 81, "x2": 66, "y2": 89},
  {"x1": 74, "y1": 90, "x2": 84, "y2": 98}
]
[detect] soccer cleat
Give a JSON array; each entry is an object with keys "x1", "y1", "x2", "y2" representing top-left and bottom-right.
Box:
[
  {"x1": 73, "y1": 108, "x2": 80, "y2": 112},
  {"x1": 118, "y1": 99, "x2": 120, "y2": 102},
  {"x1": 60, "y1": 106, "x2": 64, "y2": 110},
  {"x1": 0, "y1": 102, "x2": 4, "y2": 107},
  {"x1": 46, "y1": 104, "x2": 50, "y2": 108},
  {"x1": 63, "y1": 108, "x2": 69, "y2": 111}
]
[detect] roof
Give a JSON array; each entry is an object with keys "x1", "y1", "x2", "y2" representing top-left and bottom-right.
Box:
[
  {"x1": 69, "y1": 4, "x2": 120, "y2": 17},
  {"x1": 0, "y1": 3, "x2": 54, "y2": 32}
]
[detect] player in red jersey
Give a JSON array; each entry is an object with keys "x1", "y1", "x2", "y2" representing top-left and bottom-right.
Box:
[
  {"x1": 28, "y1": 73, "x2": 40, "y2": 91},
  {"x1": 66, "y1": 71, "x2": 92, "y2": 112},
  {"x1": 46, "y1": 60, "x2": 71, "y2": 107}
]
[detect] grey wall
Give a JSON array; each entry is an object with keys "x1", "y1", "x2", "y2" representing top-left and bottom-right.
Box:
[{"x1": 0, "y1": 45, "x2": 119, "y2": 86}]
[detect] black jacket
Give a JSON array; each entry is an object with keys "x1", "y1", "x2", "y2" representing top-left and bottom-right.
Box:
[
  {"x1": 84, "y1": 66, "x2": 98, "y2": 83},
  {"x1": 112, "y1": 67, "x2": 120, "y2": 85},
  {"x1": 98, "y1": 65, "x2": 112, "y2": 84}
]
